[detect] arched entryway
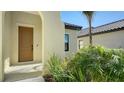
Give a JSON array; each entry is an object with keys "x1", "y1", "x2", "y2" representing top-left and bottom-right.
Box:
[
  {"x1": 0, "y1": 11, "x2": 65, "y2": 81},
  {"x1": 2, "y1": 11, "x2": 44, "y2": 81}
]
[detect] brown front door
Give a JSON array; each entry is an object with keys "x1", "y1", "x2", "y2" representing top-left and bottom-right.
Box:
[{"x1": 18, "y1": 26, "x2": 33, "y2": 62}]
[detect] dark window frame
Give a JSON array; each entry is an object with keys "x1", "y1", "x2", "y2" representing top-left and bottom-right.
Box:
[{"x1": 64, "y1": 34, "x2": 69, "y2": 51}]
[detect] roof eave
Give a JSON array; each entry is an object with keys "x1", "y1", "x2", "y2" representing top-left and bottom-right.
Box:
[{"x1": 78, "y1": 27, "x2": 124, "y2": 38}]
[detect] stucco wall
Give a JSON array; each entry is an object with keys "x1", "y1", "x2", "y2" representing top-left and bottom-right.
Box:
[
  {"x1": 4, "y1": 12, "x2": 42, "y2": 65},
  {"x1": 78, "y1": 30, "x2": 124, "y2": 49},
  {"x1": 0, "y1": 11, "x2": 65, "y2": 81},
  {"x1": 40, "y1": 12, "x2": 65, "y2": 63},
  {"x1": 3, "y1": 11, "x2": 65, "y2": 65},
  {"x1": 65, "y1": 29, "x2": 78, "y2": 57},
  {"x1": 0, "y1": 12, "x2": 4, "y2": 81},
  {"x1": 3, "y1": 12, "x2": 11, "y2": 71}
]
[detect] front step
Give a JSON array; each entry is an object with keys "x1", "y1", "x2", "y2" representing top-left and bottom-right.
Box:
[
  {"x1": 4, "y1": 63, "x2": 43, "y2": 82},
  {"x1": 15, "y1": 76, "x2": 44, "y2": 82},
  {"x1": 5, "y1": 63, "x2": 43, "y2": 74}
]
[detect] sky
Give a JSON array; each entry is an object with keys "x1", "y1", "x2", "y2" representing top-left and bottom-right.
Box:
[{"x1": 61, "y1": 11, "x2": 124, "y2": 28}]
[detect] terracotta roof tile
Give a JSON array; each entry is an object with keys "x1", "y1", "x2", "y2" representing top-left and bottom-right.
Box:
[{"x1": 77, "y1": 19, "x2": 124, "y2": 37}]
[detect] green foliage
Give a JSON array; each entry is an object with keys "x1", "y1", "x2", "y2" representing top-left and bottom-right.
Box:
[
  {"x1": 47, "y1": 54, "x2": 72, "y2": 82},
  {"x1": 46, "y1": 46, "x2": 124, "y2": 82},
  {"x1": 68, "y1": 46, "x2": 105, "y2": 81},
  {"x1": 68, "y1": 46, "x2": 124, "y2": 82}
]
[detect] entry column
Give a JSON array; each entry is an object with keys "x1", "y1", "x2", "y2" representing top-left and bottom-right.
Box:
[{"x1": 0, "y1": 12, "x2": 4, "y2": 81}]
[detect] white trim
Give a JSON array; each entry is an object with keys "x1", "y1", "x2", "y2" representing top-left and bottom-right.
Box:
[
  {"x1": 16, "y1": 23, "x2": 35, "y2": 28},
  {"x1": 16, "y1": 23, "x2": 35, "y2": 63}
]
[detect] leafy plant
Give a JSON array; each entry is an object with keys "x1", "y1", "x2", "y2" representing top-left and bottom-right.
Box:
[
  {"x1": 45, "y1": 46, "x2": 124, "y2": 82},
  {"x1": 46, "y1": 54, "x2": 71, "y2": 82},
  {"x1": 68, "y1": 46, "x2": 124, "y2": 82}
]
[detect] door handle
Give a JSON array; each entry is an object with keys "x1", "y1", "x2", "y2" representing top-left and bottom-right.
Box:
[{"x1": 31, "y1": 45, "x2": 33, "y2": 51}]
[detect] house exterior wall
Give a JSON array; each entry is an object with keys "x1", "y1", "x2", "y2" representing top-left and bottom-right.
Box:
[
  {"x1": 0, "y1": 12, "x2": 4, "y2": 81},
  {"x1": 2, "y1": 11, "x2": 65, "y2": 65},
  {"x1": 5, "y1": 12, "x2": 42, "y2": 65},
  {"x1": 40, "y1": 12, "x2": 65, "y2": 63},
  {"x1": 65, "y1": 29, "x2": 78, "y2": 57},
  {"x1": 3, "y1": 12, "x2": 11, "y2": 71},
  {"x1": 77, "y1": 30, "x2": 124, "y2": 49},
  {"x1": 0, "y1": 11, "x2": 65, "y2": 81}
]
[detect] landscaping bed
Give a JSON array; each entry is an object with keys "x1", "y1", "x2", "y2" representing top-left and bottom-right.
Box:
[{"x1": 43, "y1": 46, "x2": 124, "y2": 82}]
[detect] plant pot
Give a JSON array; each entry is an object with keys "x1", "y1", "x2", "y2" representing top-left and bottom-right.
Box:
[{"x1": 43, "y1": 74, "x2": 54, "y2": 82}]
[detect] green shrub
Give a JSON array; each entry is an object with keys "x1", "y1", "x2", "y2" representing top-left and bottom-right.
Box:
[
  {"x1": 46, "y1": 46, "x2": 124, "y2": 82},
  {"x1": 68, "y1": 46, "x2": 105, "y2": 81},
  {"x1": 46, "y1": 54, "x2": 72, "y2": 82},
  {"x1": 68, "y1": 46, "x2": 124, "y2": 82}
]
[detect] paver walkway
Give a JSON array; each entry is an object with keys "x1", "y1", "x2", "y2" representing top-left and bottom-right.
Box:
[{"x1": 4, "y1": 63, "x2": 44, "y2": 82}]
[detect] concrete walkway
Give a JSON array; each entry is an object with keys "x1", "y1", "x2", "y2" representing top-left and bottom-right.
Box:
[{"x1": 4, "y1": 63, "x2": 44, "y2": 82}]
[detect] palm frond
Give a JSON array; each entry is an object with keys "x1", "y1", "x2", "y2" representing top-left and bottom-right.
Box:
[{"x1": 82, "y1": 11, "x2": 94, "y2": 19}]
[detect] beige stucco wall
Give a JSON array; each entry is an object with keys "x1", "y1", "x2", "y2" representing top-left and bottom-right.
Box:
[
  {"x1": 78, "y1": 30, "x2": 124, "y2": 49},
  {"x1": 0, "y1": 11, "x2": 65, "y2": 81},
  {"x1": 2, "y1": 11, "x2": 65, "y2": 65},
  {"x1": 65, "y1": 29, "x2": 78, "y2": 57},
  {"x1": 40, "y1": 12, "x2": 65, "y2": 63},
  {"x1": 0, "y1": 12, "x2": 4, "y2": 81},
  {"x1": 3, "y1": 12, "x2": 42, "y2": 65},
  {"x1": 2, "y1": 12, "x2": 11, "y2": 71}
]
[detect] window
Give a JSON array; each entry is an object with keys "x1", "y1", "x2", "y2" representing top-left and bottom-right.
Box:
[
  {"x1": 79, "y1": 40, "x2": 83, "y2": 49},
  {"x1": 64, "y1": 34, "x2": 69, "y2": 51}
]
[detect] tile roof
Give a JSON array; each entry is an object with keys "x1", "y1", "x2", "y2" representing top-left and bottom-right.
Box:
[
  {"x1": 64, "y1": 22, "x2": 82, "y2": 30},
  {"x1": 77, "y1": 19, "x2": 124, "y2": 37}
]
